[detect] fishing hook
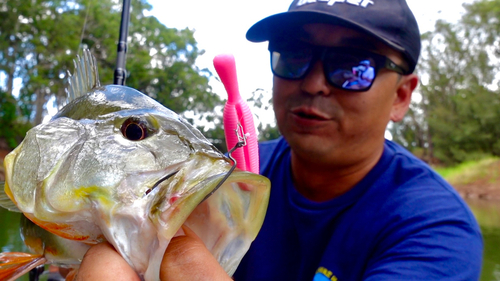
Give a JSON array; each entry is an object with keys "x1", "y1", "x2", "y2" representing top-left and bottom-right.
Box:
[{"x1": 200, "y1": 140, "x2": 245, "y2": 203}]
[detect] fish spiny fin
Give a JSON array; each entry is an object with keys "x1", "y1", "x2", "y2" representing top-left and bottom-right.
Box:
[
  {"x1": 65, "y1": 49, "x2": 101, "y2": 103},
  {"x1": 0, "y1": 252, "x2": 46, "y2": 281},
  {"x1": 0, "y1": 182, "x2": 20, "y2": 212}
]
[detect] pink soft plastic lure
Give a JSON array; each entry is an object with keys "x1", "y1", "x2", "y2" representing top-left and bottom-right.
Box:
[{"x1": 214, "y1": 54, "x2": 259, "y2": 174}]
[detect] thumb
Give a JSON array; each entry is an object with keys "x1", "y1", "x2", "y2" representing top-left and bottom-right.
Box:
[
  {"x1": 160, "y1": 225, "x2": 231, "y2": 281},
  {"x1": 179, "y1": 224, "x2": 202, "y2": 240}
]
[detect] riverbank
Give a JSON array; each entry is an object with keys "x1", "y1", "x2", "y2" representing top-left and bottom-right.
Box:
[{"x1": 434, "y1": 158, "x2": 500, "y2": 200}]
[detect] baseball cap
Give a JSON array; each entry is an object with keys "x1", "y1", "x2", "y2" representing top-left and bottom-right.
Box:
[{"x1": 246, "y1": 0, "x2": 421, "y2": 73}]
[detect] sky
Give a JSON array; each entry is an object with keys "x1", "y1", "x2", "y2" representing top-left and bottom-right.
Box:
[{"x1": 145, "y1": 0, "x2": 475, "y2": 122}]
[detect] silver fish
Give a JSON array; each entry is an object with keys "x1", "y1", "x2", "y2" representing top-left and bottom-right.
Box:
[{"x1": 0, "y1": 49, "x2": 270, "y2": 281}]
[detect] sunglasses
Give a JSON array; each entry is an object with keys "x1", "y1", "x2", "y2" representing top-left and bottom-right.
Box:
[{"x1": 269, "y1": 41, "x2": 409, "y2": 91}]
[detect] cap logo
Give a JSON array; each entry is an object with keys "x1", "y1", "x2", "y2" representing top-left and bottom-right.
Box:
[{"x1": 297, "y1": 0, "x2": 374, "y2": 8}]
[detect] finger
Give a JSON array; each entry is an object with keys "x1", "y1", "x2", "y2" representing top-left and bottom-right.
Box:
[
  {"x1": 160, "y1": 225, "x2": 232, "y2": 281},
  {"x1": 181, "y1": 224, "x2": 200, "y2": 240},
  {"x1": 75, "y1": 242, "x2": 141, "y2": 281}
]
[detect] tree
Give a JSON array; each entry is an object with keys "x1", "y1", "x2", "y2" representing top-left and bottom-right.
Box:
[
  {"x1": 0, "y1": 90, "x2": 32, "y2": 148},
  {"x1": 0, "y1": 0, "x2": 222, "y2": 148},
  {"x1": 246, "y1": 88, "x2": 280, "y2": 142},
  {"x1": 392, "y1": 0, "x2": 500, "y2": 165}
]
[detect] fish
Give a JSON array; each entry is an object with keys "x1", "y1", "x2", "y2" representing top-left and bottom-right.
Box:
[{"x1": 0, "y1": 49, "x2": 270, "y2": 281}]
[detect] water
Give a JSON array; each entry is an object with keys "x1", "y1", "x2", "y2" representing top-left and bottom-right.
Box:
[
  {"x1": 467, "y1": 199, "x2": 500, "y2": 281},
  {"x1": 0, "y1": 208, "x2": 27, "y2": 254},
  {"x1": 1, "y1": 200, "x2": 500, "y2": 280},
  {"x1": 0, "y1": 208, "x2": 29, "y2": 281}
]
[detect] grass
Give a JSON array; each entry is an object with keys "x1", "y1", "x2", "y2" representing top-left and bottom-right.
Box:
[{"x1": 433, "y1": 157, "x2": 500, "y2": 186}]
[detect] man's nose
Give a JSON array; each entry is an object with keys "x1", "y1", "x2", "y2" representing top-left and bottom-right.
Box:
[{"x1": 300, "y1": 60, "x2": 332, "y2": 96}]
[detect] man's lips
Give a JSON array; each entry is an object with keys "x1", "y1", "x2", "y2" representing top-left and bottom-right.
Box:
[{"x1": 290, "y1": 107, "x2": 331, "y2": 121}]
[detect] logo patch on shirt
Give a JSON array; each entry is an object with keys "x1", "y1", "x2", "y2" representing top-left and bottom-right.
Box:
[
  {"x1": 313, "y1": 266, "x2": 338, "y2": 281},
  {"x1": 297, "y1": 0, "x2": 374, "y2": 8}
]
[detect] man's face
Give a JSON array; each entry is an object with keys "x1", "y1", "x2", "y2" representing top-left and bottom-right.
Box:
[{"x1": 272, "y1": 23, "x2": 411, "y2": 166}]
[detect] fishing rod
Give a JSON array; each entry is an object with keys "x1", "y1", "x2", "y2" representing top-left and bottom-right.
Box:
[
  {"x1": 114, "y1": 0, "x2": 131, "y2": 85},
  {"x1": 27, "y1": 1, "x2": 131, "y2": 280}
]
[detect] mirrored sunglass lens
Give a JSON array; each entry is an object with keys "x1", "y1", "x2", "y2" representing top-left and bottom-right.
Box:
[
  {"x1": 325, "y1": 54, "x2": 376, "y2": 90},
  {"x1": 271, "y1": 50, "x2": 311, "y2": 79}
]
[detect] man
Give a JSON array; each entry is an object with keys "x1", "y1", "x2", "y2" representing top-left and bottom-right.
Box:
[
  {"x1": 344, "y1": 60, "x2": 375, "y2": 89},
  {"x1": 77, "y1": 0, "x2": 483, "y2": 280}
]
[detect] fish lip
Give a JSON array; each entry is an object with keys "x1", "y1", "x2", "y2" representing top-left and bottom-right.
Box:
[
  {"x1": 290, "y1": 106, "x2": 331, "y2": 120},
  {"x1": 199, "y1": 161, "x2": 238, "y2": 203},
  {"x1": 143, "y1": 155, "x2": 234, "y2": 215}
]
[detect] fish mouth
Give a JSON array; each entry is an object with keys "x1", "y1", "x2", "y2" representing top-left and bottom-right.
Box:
[
  {"x1": 144, "y1": 159, "x2": 233, "y2": 201},
  {"x1": 114, "y1": 163, "x2": 270, "y2": 279},
  {"x1": 145, "y1": 155, "x2": 232, "y2": 215},
  {"x1": 199, "y1": 159, "x2": 238, "y2": 203},
  {"x1": 145, "y1": 170, "x2": 180, "y2": 196}
]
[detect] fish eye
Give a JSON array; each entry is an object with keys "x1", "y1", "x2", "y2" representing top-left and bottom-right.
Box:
[{"x1": 121, "y1": 118, "x2": 150, "y2": 141}]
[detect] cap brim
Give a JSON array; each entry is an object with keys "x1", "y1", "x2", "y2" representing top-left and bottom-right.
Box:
[{"x1": 246, "y1": 11, "x2": 405, "y2": 54}]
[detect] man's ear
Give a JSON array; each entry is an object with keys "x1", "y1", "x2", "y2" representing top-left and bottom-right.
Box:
[{"x1": 390, "y1": 74, "x2": 419, "y2": 122}]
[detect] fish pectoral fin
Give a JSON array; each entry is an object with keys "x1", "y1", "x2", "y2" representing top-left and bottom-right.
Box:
[
  {"x1": 0, "y1": 183, "x2": 21, "y2": 212},
  {"x1": 0, "y1": 252, "x2": 47, "y2": 281}
]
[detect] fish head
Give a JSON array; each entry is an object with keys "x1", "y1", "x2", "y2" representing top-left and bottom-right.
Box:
[
  {"x1": 4, "y1": 84, "x2": 222, "y2": 215},
  {"x1": 5, "y1": 83, "x2": 233, "y2": 227},
  {"x1": 2, "y1": 51, "x2": 270, "y2": 279}
]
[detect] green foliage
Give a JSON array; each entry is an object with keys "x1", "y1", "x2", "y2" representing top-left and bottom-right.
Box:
[
  {"x1": 433, "y1": 157, "x2": 499, "y2": 184},
  {"x1": 392, "y1": 0, "x2": 500, "y2": 165},
  {"x1": 246, "y1": 88, "x2": 280, "y2": 142},
  {"x1": 0, "y1": 0, "x2": 281, "y2": 150},
  {"x1": 198, "y1": 120, "x2": 226, "y2": 153},
  {"x1": 0, "y1": 0, "x2": 222, "y2": 143},
  {"x1": 0, "y1": 91, "x2": 32, "y2": 148},
  {"x1": 0, "y1": 91, "x2": 16, "y2": 124},
  {"x1": 258, "y1": 123, "x2": 281, "y2": 142}
]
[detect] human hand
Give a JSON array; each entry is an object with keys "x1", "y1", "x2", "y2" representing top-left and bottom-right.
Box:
[
  {"x1": 75, "y1": 225, "x2": 232, "y2": 281},
  {"x1": 159, "y1": 225, "x2": 232, "y2": 281},
  {"x1": 75, "y1": 241, "x2": 140, "y2": 281}
]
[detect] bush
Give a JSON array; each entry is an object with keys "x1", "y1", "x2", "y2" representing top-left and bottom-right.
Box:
[{"x1": 0, "y1": 91, "x2": 32, "y2": 148}]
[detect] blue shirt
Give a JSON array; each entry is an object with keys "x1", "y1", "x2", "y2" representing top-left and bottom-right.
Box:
[{"x1": 233, "y1": 137, "x2": 483, "y2": 280}]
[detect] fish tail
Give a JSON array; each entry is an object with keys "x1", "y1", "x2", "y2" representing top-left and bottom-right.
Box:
[{"x1": 0, "y1": 252, "x2": 46, "y2": 281}]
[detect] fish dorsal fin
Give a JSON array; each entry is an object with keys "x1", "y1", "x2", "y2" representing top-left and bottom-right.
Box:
[
  {"x1": 0, "y1": 182, "x2": 21, "y2": 212},
  {"x1": 65, "y1": 49, "x2": 101, "y2": 103}
]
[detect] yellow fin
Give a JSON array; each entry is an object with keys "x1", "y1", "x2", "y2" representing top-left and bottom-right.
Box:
[
  {"x1": 0, "y1": 252, "x2": 46, "y2": 281},
  {"x1": 0, "y1": 182, "x2": 20, "y2": 212}
]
